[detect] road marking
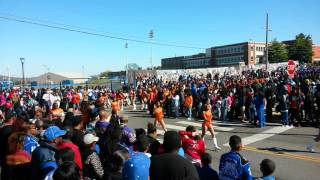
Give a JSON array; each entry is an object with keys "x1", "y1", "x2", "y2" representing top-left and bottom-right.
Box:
[
  {"x1": 147, "y1": 123, "x2": 218, "y2": 137},
  {"x1": 223, "y1": 126, "x2": 292, "y2": 146},
  {"x1": 166, "y1": 124, "x2": 217, "y2": 135},
  {"x1": 244, "y1": 146, "x2": 320, "y2": 164},
  {"x1": 176, "y1": 121, "x2": 234, "y2": 131}
]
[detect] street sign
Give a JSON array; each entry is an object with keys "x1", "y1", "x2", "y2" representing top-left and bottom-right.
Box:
[{"x1": 288, "y1": 60, "x2": 295, "y2": 78}]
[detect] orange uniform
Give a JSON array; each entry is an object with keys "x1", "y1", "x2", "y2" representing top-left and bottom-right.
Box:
[
  {"x1": 154, "y1": 107, "x2": 164, "y2": 122},
  {"x1": 203, "y1": 110, "x2": 213, "y2": 128},
  {"x1": 184, "y1": 95, "x2": 193, "y2": 108},
  {"x1": 111, "y1": 101, "x2": 120, "y2": 111}
]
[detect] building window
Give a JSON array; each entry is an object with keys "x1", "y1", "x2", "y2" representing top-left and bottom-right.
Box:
[{"x1": 251, "y1": 46, "x2": 254, "y2": 51}]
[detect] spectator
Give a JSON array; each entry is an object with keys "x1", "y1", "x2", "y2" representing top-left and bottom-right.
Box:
[
  {"x1": 95, "y1": 110, "x2": 111, "y2": 138},
  {"x1": 49, "y1": 103, "x2": 64, "y2": 121},
  {"x1": 53, "y1": 161, "x2": 81, "y2": 180},
  {"x1": 71, "y1": 115, "x2": 85, "y2": 149},
  {"x1": 56, "y1": 128, "x2": 83, "y2": 170},
  {"x1": 257, "y1": 159, "x2": 276, "y2": 180},
  {"x1": 196, "y1": 153, "x2": 219, "y2": 180},
  {"x1": 146, "y1": 123, "x2": 161, "y2": 156},
  {"x1": 179, "y1": 125, "x2": 205, "y2": 166},
  {"x1": 150, "y1": 131, "x2": 200, "y2": 180},
  {"x1": 185, "y1": 91, "x2": 193, "y2": 120},
  {"x1": 105, "y1": 149, "x2": 130, "y2": 180},
  {"x1": 82, "y1": 133, "x2": 104, "y2": 180},
  {"x1": 31, "y1": 126, "x2": 66, "y2": 180},
  {"x1": 22, "y1": 119, "x2": 40, "y2": 155},
  {"x1": 6, "y1": 132, "x2": 32, "y2": 180},
  {"x1": 0, "y1": 111, "x2": 16, "y2": 180},
  {"x1": 119, "y1": 116, "x2": 136, "y2": 150},
  {"x1": 219, "y1": 135, "x2": 252, "y2": 180},
  {"x1": 173, "y1": 91, "x2": 180, "y2": 119},
  {"x1": 123, "y1": 135, "x2": 151, "y2": 180}
]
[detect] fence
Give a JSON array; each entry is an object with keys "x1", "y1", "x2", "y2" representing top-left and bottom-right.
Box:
[{"x1": 128, "y1": 62, "x2": 290, "y2": 83}]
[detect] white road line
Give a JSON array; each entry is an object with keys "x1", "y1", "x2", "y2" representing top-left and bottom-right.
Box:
[
  {"x1": 176, "y1": 121, "x2": 234, "y2": 131},
  {"x1": 223, "y1": 126, "x2": 293, "y2": 146},
  {"x1": 148, "y1": 124, "x2": 217, "y2": 136}
]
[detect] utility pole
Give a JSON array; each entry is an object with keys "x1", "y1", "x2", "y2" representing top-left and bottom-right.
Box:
[
  {"x1": 6, "y1": 66, "x2": 10, "y2": 88},
  {"x1": 265, "y1": 13, "x2": 270, "y2": 70},
  {"x1": 149, "y1": 30, "x2": 154, "y2": 70},
  {"x1": 82, "y1": 65, "x2": 85, "y2": 84},
  {"x1": 20, "y1": 58, "x2": 25, "y2": 89},
  {"x1": 125, "y1": 41, "x2": 128, "y2": 84}
]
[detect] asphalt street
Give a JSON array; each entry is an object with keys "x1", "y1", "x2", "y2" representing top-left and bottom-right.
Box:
[{"x1": 123, "y1": 108, "x2": 320, "y2": 180}]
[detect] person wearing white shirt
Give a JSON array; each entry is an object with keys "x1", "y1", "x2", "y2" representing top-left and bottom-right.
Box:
[{"x1": 173, "y1": 92, "x2": 180, "y2": 119}]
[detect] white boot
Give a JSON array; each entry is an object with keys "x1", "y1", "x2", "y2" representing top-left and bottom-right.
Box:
[
  {"x1": 133, "y1": 103, "x2": 136, "y2": 110},
  {"x1": 307, "y1": 141, "x2": 316, "y2": 152},
  {"x1": 213, "y1": 137, "x2": 221, "y2": 151}
]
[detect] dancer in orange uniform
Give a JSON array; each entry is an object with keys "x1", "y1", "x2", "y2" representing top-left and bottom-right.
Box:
[
  {"x1": 153, "y1": 101, "x2": 167, "y2": 132},
  {"x1": 201, "y1": 104, "x2": 221, "y2": 150}
]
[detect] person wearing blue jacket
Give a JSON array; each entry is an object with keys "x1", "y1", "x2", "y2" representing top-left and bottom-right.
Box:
[
  {"x1": 219, "y1": 135, "x2": 253, "y2": 180},
  {"x1": 254, "y1": 89, "x2": 266, "y2": 128},
  {"x1": 31, "y1": 126, "x2": 66, "y2": 180},
  {"x1": 23, "y1": 119, "x2": 39, "y2": 155}
]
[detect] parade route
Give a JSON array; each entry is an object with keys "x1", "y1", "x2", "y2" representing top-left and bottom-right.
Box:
[{"x1": 125, "y1": 109, "x2": 320, "y2": 180}]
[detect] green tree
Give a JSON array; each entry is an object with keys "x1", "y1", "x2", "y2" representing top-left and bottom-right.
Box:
[
  {"x1": 127, "y1": 63, "x2": 141, "y2": 70},
  {"x1": 268, "y1": 39, "x2": 288, "y2": 63},
  {"x1": 287, "y1": 33, "x2": 313, "y2": 63}
]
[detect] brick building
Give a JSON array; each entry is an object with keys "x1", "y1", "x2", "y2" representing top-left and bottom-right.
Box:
[
  {"x1": 312, "y1": 45, "x2": 320, "y2": 63},
  {"x1": 208, "y1": 42, "x2": 266, "y2": 66},
  {"x1": 161, "y1": 40, "x2": 319, "y2": 69}
]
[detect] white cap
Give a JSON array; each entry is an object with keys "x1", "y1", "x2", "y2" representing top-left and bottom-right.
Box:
[{"x1": 83, "y1": 133, "x2": 99, "y2": 145}]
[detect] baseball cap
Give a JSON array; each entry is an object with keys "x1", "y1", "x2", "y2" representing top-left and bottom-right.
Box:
[
  {"x1": 44, "y1": 126, "x2": 66, "y2": 142},
  {"x1": 83, "y1": 133, "x2": 99, "y2": 145}
]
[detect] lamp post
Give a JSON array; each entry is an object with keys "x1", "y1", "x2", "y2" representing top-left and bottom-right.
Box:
[
  {"x1": 149, "y1": 30, "x2": 154, "y2": 70},
  {"x1": 20, "y1": 58, "x2": 25, "y2": 89},
  {"x1": 125, "y1": 41, "x2": 128, "y2": 84}
]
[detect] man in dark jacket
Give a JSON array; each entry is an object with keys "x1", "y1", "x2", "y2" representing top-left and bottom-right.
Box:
[
  {"x1": 31, "y1": 126, "x2": 66, "y2": 180},
  {"x1": 150, "y1": 131, "x2": 199, "y2": 180},
  {"x1": 0, "y1": 111, "x2": 16, "y2": 180}
]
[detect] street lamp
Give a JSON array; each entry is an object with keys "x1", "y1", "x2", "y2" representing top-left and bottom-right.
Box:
[
  {"x1": 125, "y1": 41, "x2": 128, "y2": 84},
  {"x1": 20, "y1": 58, "x2": 25, "y2": 89},
  {"x1": 149, "y1": 30, "x2": 154, "y2": 70}
]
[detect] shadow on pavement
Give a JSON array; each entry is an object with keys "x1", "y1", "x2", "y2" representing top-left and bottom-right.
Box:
[{"x1": 257, "y1": 147, "x2": 312, "y2": 153}]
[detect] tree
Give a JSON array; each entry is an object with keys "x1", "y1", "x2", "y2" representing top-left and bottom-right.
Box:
[
  {"x1": 287, "y1": 33, "x2": 313, "y2": 63},
  {"x1": 99, "y1": 70, "x2": 109, "y2": 79},
  {"x1": 127, "y1": 63, "x2": 141, "y2": 70},
  {"x1": 268, "y1": 39, "x2": 288, "y2": 63}
]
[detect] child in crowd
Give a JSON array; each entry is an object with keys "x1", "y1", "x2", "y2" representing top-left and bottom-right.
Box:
[
  {"x1": 256, "y1": 159, "x2": 276, "y2": 180},
  {"x1": 196, "y1": 153, "x2": 219, "y2": 180}
]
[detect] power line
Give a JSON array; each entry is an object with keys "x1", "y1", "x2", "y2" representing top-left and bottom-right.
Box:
[
  {"x1": 0, "y1": 12, "x2": 207, "y2": 48},
  {"x1": 0, "y1": 15, "x2": 206, "y2": 50}
]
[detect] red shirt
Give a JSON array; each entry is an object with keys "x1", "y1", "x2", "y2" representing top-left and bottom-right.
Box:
[
  {"x1": 57, "y1": 141, "x2": 83, "y2": 170},
  {"x1": 71, "y1": 94, "x2": 81, "y2": 104},
  {"x1": 178, "y1": 131, "x2": 205, "y2": 160}
]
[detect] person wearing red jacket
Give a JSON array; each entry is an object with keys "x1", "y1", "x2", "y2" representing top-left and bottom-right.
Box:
[
  {"x1": 57, "y1": 138, "x2": 83, "y2": 170},
  {"x1": 179, "y1": 125, "x2": 205, "y2": 167}
]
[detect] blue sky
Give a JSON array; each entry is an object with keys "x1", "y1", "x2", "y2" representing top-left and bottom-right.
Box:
[{"x1": 0, "y1": 0, "x2": 319, "y2": 77}]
